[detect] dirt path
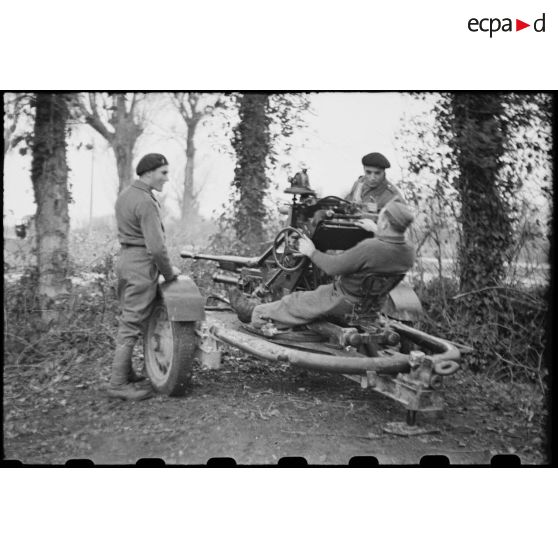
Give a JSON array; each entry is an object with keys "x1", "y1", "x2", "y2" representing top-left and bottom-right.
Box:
[{"x1": 3, "y1": 344, "x2": 547, "y2": 465}]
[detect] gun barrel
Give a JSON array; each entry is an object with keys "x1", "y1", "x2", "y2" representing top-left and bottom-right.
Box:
[
  {"x1": 212, "y1": 272, "x2": 240, "y2": 285},
  {"x1": 326, "y1": 213, "x2": 365, "y2": 220},
  {"x1": 180, "y1": 251, "x2": 260, "y2": 268}
]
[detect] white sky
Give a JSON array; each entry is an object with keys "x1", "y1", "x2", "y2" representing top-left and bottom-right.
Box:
[{"x1": 3, "y1": 92, "x2": 418, "y2": 229}]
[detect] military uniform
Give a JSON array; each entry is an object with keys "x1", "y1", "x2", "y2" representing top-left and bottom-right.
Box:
[
  {"x1": 110, "y1": 179, "x2": 176, "y2": 391},
  {"x1": 251, "y1": 233, "x2": 415, "y2": 328},
  {"x1": 345, "y1": 177, "x2": 405, "y2": 212},
  {"x1": 115, "y1": 180, "x2": 175, "y2": 345}
]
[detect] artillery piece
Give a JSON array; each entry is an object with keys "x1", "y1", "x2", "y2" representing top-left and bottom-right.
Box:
[{"x1": 144, "y1": 170, "x2": 462, "y2": 426}]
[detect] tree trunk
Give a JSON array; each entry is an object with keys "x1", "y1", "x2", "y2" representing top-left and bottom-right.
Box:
[
  {"x1": 232, "y1": 94, "x2": 270, "y2": 253},
  {"x1": 182, "y1": 119, "x2": 199, "y2": 222},
  {"x1": 113, "y1": 139, "x2": 135, "y2": 192},
  {"x1": 112, "y1": 94, "x2": 142, "y2": 192},
  {"x1": 451, "y1": 93, "x2": 510, "y2": 291},
  {"x1": 31, "y1": 94, "x2": 71, "y2": 313}
]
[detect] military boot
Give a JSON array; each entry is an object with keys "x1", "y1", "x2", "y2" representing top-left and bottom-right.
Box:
[
  {"x1": 228, "y1": 287, "x2": 258, "y2": 323},
  {"x1": 127, "y1": 358, "x2": 152, "y2": 387},
  {"x1": 128, "y1": 368, "x2": 152, "y2": 388},
  {"x1": 107, "y1": 343, "x2": 153, "y2": 401}
]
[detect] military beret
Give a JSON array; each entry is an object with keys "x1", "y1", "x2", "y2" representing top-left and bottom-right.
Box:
[
  {"x1": 136, "y1": 153, "x2": 169, "y2": 176},
  {"x1": 361, "y1": 152, "x2": 391, "y2": 169},
  {"x1": 383, "y1": 200, "x2": 414, "y2": 231}
]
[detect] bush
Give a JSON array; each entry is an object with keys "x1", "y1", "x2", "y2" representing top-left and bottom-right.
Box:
[
  {"x1": 414, "y1": 277, "x2": 547, "y2": 385},
  {"x1": 4, "y1": 273, "x2": 117, "y2": 372}
]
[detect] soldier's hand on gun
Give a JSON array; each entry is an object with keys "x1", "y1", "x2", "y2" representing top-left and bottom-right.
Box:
[
  {"x1": 297, "y1": 235, "x2": 316, "y2": 257},
  {"x1": 356, "y1": 219, "x2": 377, "y2": 233}
]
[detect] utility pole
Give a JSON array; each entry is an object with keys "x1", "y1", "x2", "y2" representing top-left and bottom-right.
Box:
[{"x1": 88, "y1": 136, "x2": 94, "y2": 236}]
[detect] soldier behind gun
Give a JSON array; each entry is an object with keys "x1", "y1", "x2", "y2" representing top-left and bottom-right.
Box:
[
  {"x1": 346, "y1": 152, "x2": 406, "y2": 234},
  {"x1": 107, "y1": 153, "x2": 180, "y2": 401}
]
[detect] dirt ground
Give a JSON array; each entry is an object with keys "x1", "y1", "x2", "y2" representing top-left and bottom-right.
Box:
[{"x1": 3, "y1": 340, "x2": 548, "y2": 465}]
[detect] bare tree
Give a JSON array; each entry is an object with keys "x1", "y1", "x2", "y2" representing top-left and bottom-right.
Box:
[
  {"x1": 31, "y1": 93, "x2": 72, "y2": 314},
  {"x1": 169, "y1": 93, "x2": 229, "y2": 222},
  {"x1": 75, "y1": 93, "x2": 148, "y2": 192}
]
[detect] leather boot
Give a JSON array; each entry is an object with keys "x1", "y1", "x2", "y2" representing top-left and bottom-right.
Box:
[
  {"x1": 127, "y1": 361, "x2": 151, "y2": 387},
  {"x1": 107, "y1": 343, "x2": 152, "y2": 401},
  {"x1": 106, "y1": 383, "x2": 152, "y2": 401},
  {"x1": 228, "y1": 287, "x2": 258, "y2": 323},
  {"x1": 128, "y1": 369, "x2": 152, "y2": 388}
]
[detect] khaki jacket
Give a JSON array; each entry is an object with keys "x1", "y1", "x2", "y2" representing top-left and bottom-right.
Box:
[
  {"x1": 311, "y1": 234, "x2": 415, "y2": 298},
  {"x1": 345, "y1": 177, "x2": 405, "y2": 212},
  {"x1": 115, "y1": 180, "x2": 174, "y2": 280}
]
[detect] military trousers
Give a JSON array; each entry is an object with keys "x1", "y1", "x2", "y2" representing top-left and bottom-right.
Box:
[
  {"x1": 251, "y1": 283, "x2": 356, "y2": 328},
  {"x1": 114, "y1": 246, "x2": 159, "y2": 348}
]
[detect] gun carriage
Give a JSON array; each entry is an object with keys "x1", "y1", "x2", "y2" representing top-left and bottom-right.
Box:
[{"x1": 144, "y1": 171, "x2": 463, "y2": 426}]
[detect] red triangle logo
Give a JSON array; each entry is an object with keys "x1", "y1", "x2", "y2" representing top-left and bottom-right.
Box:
[{"x1": 516, "y1": 19, "x2": 530, "y2": 31}]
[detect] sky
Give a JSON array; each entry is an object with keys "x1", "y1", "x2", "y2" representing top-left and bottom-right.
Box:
[{"x1": 3, "y1": 93, "x2": 420, "y2": 229}]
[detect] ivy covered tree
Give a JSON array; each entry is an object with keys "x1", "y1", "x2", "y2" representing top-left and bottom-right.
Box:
[
  {"x1": 396, "y1": 92, "x2": 552, "y2": 293},
  {"x1": 231, "y1": 93, "x2": 271, "y2": 252},
  {"x1": 395, "y1": 93, "x2": 551, "y2": 380},
  {"x1": 225, "y1": 93, "x2": 310, "y2": 254},
  {"x1": 31, "y1": 93, "x2": 72, "y2": 314},
  {"x1": 450, "y1": 93, "x2": 512, "y2": 291}
]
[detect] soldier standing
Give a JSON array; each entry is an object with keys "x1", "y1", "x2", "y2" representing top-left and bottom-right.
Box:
[{"x1": 107, "y1": 153, "x2": 180, "y2": 401}]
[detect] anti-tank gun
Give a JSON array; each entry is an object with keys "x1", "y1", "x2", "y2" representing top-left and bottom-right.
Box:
[
  {"x1": 181, "y1": 170, "x2": 380, "y2": 300},
  {"x1": 175, "y1": 170, "x2": 464, "y2": 426}
]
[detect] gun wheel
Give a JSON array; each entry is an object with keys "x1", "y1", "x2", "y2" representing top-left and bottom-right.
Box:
[
  {"x1": 272, "y1": 227, "x2": 307, "y2": 272},
  {"x1": 144, "y1": 301, "x2": 197, "y2": 396}
]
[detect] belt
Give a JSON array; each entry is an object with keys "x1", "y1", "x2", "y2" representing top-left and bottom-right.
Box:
[{"x1": 120, "y1": 243, "x2": 146, "y2": 248}]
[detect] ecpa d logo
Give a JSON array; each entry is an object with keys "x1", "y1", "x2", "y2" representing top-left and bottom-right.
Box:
[{"x1": 468, "y1": 13, "x2": 546, "y2": 37}]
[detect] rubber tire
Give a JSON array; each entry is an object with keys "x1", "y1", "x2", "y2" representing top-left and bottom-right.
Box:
[{"x1": 144, "y1": 302, "x2": 197, "y2": 396}]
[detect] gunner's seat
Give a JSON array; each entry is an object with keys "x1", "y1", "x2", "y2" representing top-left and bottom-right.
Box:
[{"x1": 343, "y1": 273, "x2": 406, "y2": 325}]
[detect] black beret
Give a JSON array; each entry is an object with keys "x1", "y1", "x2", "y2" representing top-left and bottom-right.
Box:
[
  {"x1": 361, "y1": 152, "x2": 391, "y2": 169},
  {"x1": 136, "y1": 153, "x2": 169, "y2": 176}
]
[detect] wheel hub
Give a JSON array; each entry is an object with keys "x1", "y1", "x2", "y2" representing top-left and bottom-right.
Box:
[{"x1": 147, "y1": 307, "x2": 174, "y2": 382}]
